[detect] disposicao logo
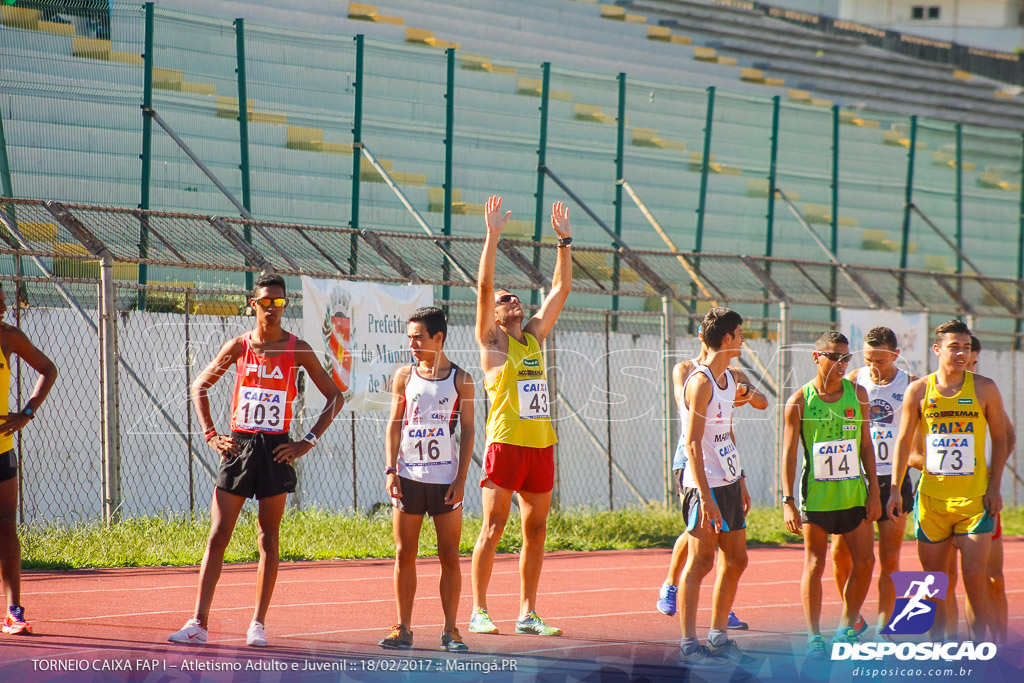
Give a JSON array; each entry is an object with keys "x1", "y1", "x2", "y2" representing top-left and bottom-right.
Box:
[{"x1": 831, "y1": 571, "x2": 997, "y2": 662}]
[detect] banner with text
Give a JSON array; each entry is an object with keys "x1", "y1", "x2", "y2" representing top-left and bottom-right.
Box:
[
  {"x1": 302, "y1": 277, "x2": 433, "y2": 412},
  {"x1": 839, "y1": 309, "x2": 929, "y2": 377}
]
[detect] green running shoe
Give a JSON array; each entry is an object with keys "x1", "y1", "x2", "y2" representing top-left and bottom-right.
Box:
[
  {"x1": 468, "y1": 608, "x2": 498, "y2": 635},
  {"x1": 833, "y1": 627, "x2": 862, "y2": 645},
  {"x1": 515, "y1": 611, "x2": 562, "y2": 636},
  {"x1": 806, "y1": 635, "x2": 827, "y2": 657}
]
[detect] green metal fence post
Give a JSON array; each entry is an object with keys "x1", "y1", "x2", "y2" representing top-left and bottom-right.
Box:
[
  {"x1": 898, "y1": 115, "x2": 917, "y2": 307},
  {"x1": 695, "y1": 86, "x2": 715, "y2": 255},
  {"x1": 138, "y1": 1, "x2": 154, "y2": 309},
  {"x1": 763, "y1": 95, "x2": 779, "y2": 330},
  {"x1": 830, "y1": 104, "x2": 839, "y2": 322},
  {"x1": 442, "y1": 48, "x2": 455, "y2": 305},
  {"x1": 234, "y1": 17, "x2": 254, "y2": 291},
  {"x1": 349, "y1": 34, "x2": 364, "y2": 275},
  {"x1": 955, "y1": 123, "x2": 963, "y2": 275},
  {"x1": 613, "y1": 72, "x2": 625, "y2": 330},
  {"x1": 1017, "y1": 133, "x2": 1024, "y2": 350},
  {"x1": 532, "y1": 62, "x2": 551, "y2": 307},
  {"x1": 0, "y1": 104, "x2": 14, "y2": 202}
]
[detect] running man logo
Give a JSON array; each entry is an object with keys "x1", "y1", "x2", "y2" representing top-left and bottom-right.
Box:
[{"x1": 881, "y1": 571, "x2": 949, "y2": 635}]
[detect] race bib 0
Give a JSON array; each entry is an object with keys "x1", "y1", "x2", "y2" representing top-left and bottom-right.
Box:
[
  {"x1": 517, "y1": 379, "x2": 550, "y2": 420},
  {"x1": 870, "y1": 426, "x2": 895, "y2": 476},
  {"x1": 925, "y1": 433, "x2": 975, "y2": 476},
  {"x1": 235, "y1": 387, "x2": 287, "y2": 432},
  {"x1": 714, "y1": 437, "x2": 741, "y2": 483},
  {"x1": 402, "y1": 423, "x2": 454, "y2": 467},
  {"x1": 812, "y1": 439, "x2": 860, "y2": 481}
]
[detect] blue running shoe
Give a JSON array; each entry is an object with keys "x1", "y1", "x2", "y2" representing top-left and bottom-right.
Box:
[
  {"x1": 657, "y1": 583, "x2": 678, "y2": 616},
  {"x1": 727, "y1": 611, "x2": 748, "y2": 630},
  {"x1": 806, "y1": 635, "x2": 827, "y2": 657}
]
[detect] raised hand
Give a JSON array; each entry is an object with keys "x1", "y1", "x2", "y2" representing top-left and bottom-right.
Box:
[
  {"x1": 485, "y1": 195, "x2": 511, "y2": 235},
  {"x1": 550, "y1": 201, "x2": 570, "y2": 238}
]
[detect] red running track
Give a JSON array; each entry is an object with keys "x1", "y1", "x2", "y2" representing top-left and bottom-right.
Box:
[{"x1": 2, "y1": 539, "x2": 1024, "y2": 682}]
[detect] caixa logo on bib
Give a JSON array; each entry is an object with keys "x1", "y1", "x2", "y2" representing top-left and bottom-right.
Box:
[{"x1": 831, "y1": 571, "x2": 996, "y2": 662}]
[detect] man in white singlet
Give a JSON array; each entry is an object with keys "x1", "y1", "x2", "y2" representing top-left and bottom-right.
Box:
[
  {"x1": 832, "y1": 326, "x2": 916, "y2": 637},
  {"x1": 380, "y1": 306, "x2": 475, "y2": 652}
]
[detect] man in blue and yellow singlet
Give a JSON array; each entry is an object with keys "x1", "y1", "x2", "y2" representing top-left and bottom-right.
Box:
[
  {"x1": 782, "y1": 331, "x2": 881, "y2": 656},
  {"x1": 890, "y1": 320, "x2": 1009, "y2": 641},
  {"x1": 469, "y1": 195, "x2": 571, "y2": 637},
  {"x1": 0, "y1": 283, "x2": 58, "y2": 636}
]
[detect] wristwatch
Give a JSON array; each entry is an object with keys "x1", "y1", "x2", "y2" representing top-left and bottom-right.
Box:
[
  {"x1": 781, "y1": 495, "x2": 795, "y2": 504},
  {"x1": 385, "y1": 466, "x2": 398, "y2": 475},
  {"x1": 557, "y1": 236, "x2": 572, "y2": 248},
  {"x1": 302, "y1": 431, "x2": 318, "y2": 447},
  {"x1": 22, "y1": 407, "x2": 34, "y2": 420}
]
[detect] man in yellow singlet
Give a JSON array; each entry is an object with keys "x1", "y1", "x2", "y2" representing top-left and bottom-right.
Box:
[
  {"x1": 469, "y1": 195, "x2": 571, "y2": 637},
  {"x1": 0, "y1": 283, "x2": 58, "y2": 636},
  {"x1": 890, "y1": 320, "x2": 1009, "y2": 641}
]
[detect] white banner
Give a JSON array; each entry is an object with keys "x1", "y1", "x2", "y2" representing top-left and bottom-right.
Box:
[
  {"x1": 302, "y1": 277, "x2": 433, "y2": 412},
  {"x1": 839, "y1": 309, "x2": 928, "y2": 378}
]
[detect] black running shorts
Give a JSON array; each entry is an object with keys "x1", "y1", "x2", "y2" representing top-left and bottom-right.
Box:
[
  {"x1": 215, "y1": 431, "x2": 296, "y2": 500},
  {"x1": 801, "y1": 506, "x2": 866, "y2": 535},
  {"x1": 877, "y1": 474, "x2": 914, "y2": 524},
  {"x1": 0, "y1": 449, "x2": 15, "y2": 483},
  {"x1": 393, "y1": 476, "x2": 461, "y2": 517},
  {"x1": 683, "y1": 479, "x2": 746, "y2": 533}
]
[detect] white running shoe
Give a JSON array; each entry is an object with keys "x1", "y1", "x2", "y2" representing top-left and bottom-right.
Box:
[
  {"x1": 246, "y1": 620, "x2": 267, "y2": 647},
  {"x1": 168, "y1": 618, "x2": 208, "y2": 645}
]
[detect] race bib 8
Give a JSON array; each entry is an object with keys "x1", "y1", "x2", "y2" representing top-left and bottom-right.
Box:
[
  {"x1": 715, "y1": 437, "x2": 741, "y2": 483},
  {"x1": 870, "y1": 426, "x2": 895, "y2": 476},
  {"x1": 235, "y1": 387, "x2": 287, "y2": 432},
  {"x1": 402, "y1": 423, "x2": 454, "y2": 467},
  {"x1": 812, "y1": 439, "x2": 860, "y2": 481},
  {"x1": 517, "y1": 379, "x2": 550, "y2": 420},
  {"x1": 924, "y1": 433, "x2": 975, "y2": 476}
]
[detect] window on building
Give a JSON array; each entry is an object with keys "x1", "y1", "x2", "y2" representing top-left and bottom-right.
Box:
[
  {"x1": 911, "y1": 6, "x2": 924, "y2": 19},
  {"x1": 928, "y1": 6, "x2": 940, "y2": 18}
]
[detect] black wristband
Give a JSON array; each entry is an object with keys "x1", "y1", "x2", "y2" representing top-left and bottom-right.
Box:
[{"x1": 557, "y1": 236, "x2": 572, "y2": 248}]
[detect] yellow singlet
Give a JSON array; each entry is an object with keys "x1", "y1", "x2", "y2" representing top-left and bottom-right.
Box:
[
  {"x1": 920, "y1": 371, "x2": 988, "y2": 499},
  {"x1": 484, "y1": 332, "x2": 557, "y2": 448},
  {"x1": 0, "y1": 329, "x2": 11, "y2": 453}
]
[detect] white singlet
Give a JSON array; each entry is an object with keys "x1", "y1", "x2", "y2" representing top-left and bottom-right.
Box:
[
  {"x1": 856, "y1": 368, "x2": 909, "y2": 477},
  {"x1": 681, "y1": 365, "x2": 741, "y2": 488},
  {"x1": 398, "y1": 364, "x2": 461, "y2": 484}
]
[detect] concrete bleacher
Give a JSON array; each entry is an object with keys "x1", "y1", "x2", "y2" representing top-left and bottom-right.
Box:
[{"x1": 3, "y1": 0, "x2": 1023, "y2": 301}]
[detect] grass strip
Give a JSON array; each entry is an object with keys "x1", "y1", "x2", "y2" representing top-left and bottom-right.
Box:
[{"x1": 20, "y1": 505, "x2": 1022, "y2": 570}]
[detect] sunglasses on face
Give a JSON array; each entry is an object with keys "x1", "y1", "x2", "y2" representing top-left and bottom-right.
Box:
[
  {"x1": 818, "y1": 351, "x2": 852, "y2": 363},
  {"x1": 254, "y1": 297, "x2": 288, "y2": 309},
  {"x1": 496, "y1": 294, "x2": 520, "y2": 304}
]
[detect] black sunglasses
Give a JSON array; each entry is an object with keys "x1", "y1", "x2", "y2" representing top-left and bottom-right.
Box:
[
  {"x1": 496, "y1": 294, "x2": 520, "y2": 304},
  {"x1": 818, "y1": 351, "x2": 852, "y2": 363}
]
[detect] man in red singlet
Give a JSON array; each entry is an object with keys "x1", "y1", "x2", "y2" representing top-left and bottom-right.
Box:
[{"x1": 168, "y1": 273, "x2": 343, "y2": 647}]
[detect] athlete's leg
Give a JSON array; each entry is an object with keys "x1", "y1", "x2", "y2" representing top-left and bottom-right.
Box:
[
  {"x1": 917, "y1": 537, "x2": 954, "y2": 641},
  {"x1": 471, "y1": 480, "x2": 513, "y2": 612},
  {"x1": 393, "y1": 507, "x2": 425, "y2": 629},
  {"x1": 837, "y1": 519, "x2": 875, "y2": 631},
  {"x1": 945, "y1": 545, "x2": 959, "y2": 639},
  {"x1": 988, "y1": 537, "x2": 1007, "y2": 642},
  {"x1": 433, "y1": 508, "x2": 463, "y2": 633},
  {"x1": 666, "y1": 531, "x2": 689, "y2": 586},
  {"x1": 194, "y1": 488, "x2": 247, "y2": 627},
  {"x1": 954, "y1": 532, "x2": 993, "y2": 641},
  {"x1": 680, "y1": 524, "x2": 718, "y2": 640},
  {"x1": 801, "y1": 523, "x2": 830, "y2": 636},
  {"x1": 877, "y1": 513, "x2": 908, "y2": 629},
  {"x1": 516, "y1": 488, "x2": 552, "y2": 618},
  {"x1": 830, "y1": 533, "x2": 852, "y2": 608},
  {"x1": 253, "y1": 492, "x2": 287, "y2": 625},
  {"x1": 711, "y1": 528, "x2": 748, "y2": 632},
  {"x1": 0, "y1": 476, "x2": 20, "y2": 609}
]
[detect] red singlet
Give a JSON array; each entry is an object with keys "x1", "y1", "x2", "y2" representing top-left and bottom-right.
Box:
[{"x1": 229, "y1": 333, "x2": 298, "y2": 434}]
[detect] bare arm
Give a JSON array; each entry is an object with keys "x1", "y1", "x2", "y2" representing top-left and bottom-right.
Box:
[
  {"x1": 782, "y1": 389, "x2": 804, "y2": 534},
  {"x1": 191, "y1": 337, "x2": 244, "y2": 457},
  {"x1": 445, "y1": 368, "x2": 476, "y2": 505},
  {"x1": 523, "y1": 202, "x2": 571, "y2": 345},
  {"x1": 0, "y1": 325, "x2": 58, "y2": 436},
  {"x1": 475, "y1": 195, "x2": 509, "y2": 348},
  {"x1": 673, "y1": 360, "x2": 693, "y2": 414},
  {"x1": 384, "y1": 367, "x2": 410, "y2": 499},
  {"x1": 889, "y1": 377, "x2": 926, "y2": 517},
  {"x1": 730, "y1": 368, "x2": 768, "y2": 410},
  {"x1": 978, "y1": 376, "x2": 1008, "y2": 516},
  {"x1": 855, "y1": 383, "x2": 880, "y2": 522},
  {"x1": 273, "y1": 342, "x2": 346, "y2": 463}
]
